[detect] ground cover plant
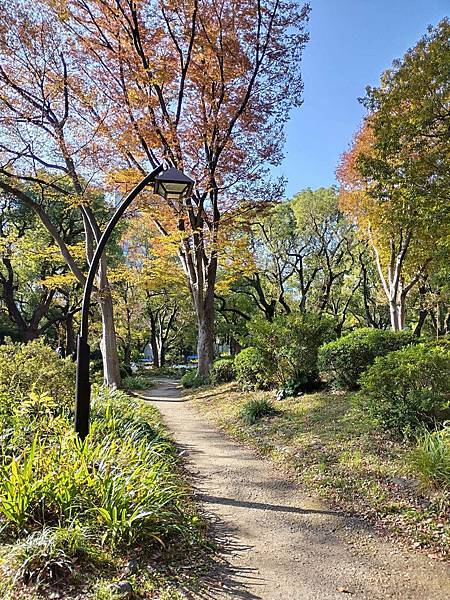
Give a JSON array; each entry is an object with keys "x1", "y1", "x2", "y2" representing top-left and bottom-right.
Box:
[
  {"x1": 0, "y1": 341, "x2": 207, "y2": 598},
  {"x1": 190, "y1": 382, "x2": 450, "y2": 559}
]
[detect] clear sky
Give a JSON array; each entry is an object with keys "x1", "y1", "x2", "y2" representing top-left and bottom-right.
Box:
[{"x1": 279, "y1": 0, "x2": 449, "y2": 197}]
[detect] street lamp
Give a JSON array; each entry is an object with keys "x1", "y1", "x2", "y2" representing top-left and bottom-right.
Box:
[{"x1": 75, "y1": 164, "x2": 195, "y2": 440}]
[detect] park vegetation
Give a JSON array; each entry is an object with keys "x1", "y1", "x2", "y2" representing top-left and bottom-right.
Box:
[{"x1": 0, "y1": 0, "x2": 448, "y2": 593}]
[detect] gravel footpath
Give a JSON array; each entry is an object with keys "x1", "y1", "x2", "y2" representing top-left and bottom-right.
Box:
[{"x1": 140, "y1": 379, "x2": 449, "y2": 600}]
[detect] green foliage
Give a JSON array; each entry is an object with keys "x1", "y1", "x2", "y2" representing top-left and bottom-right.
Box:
[
  {"x1": 181, "y1": 370, "x2": 209, "y2": 389},
  {"x1": 0, "y1": 339, "x2": 75, "y2": 409},
  {"x1": 240, "y1": 398, "x2": 276, "y2": 425},
  {"x1": 6, "y1": 525, "x2": 98, "y2": 586},
  {"x1": 122, "y1": 375, "x2": 153, "y2": 390},
  {"x1": 247, "y1": 312, "x2": 335, "y2": 389},
  {"x1": 410, "y1": 425, "x2": 450, "y2": 489},
  {"x1": 119, "y1": 364, "x2": 133, "y2": 379},
  {"x1": 0, "y1": 344, "x2": 202, "y2": 589},
  {"x1": 234, "y1": 347, "x2": 273, "y2": 390},
  {"x1": 210, "y1": 357, "x2": 236, "y2": 385},
  {"x1": 318, "y1": 328, "x2": 417, "y2": 390},
  {"x1": 357, "y1": 344, "x2": 450, "y2": 434}
]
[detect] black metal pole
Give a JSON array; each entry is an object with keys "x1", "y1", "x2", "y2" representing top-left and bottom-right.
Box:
[{"x1": 75, "y1": 164, "x2": 164, "y2": 440}]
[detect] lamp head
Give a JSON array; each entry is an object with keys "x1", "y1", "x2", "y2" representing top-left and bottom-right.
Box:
[{"x1": 153, "y1": 167, "x2": 195, "y2": 201}]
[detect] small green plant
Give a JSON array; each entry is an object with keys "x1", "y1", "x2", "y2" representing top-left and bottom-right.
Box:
[
  {"x1": 357, "y1": 343, "x2": 450, "y2": 434},
  {"x1": 122, "y1": 375, "x2": 153, "y2": 390},
  {"x1": 318, "y1": 328, "x2": 417, "y2": 390},
  {"x1": 210, "y1": 357, "x2": 236, "y2": 385},
  {"x1": 181, "y1": 370, "x2": 209, "y2": 389},
  {"x1": 410, "y1": 425, "x2": 450, "y2": 489},
  {"x1": 6, "y1": 525, "x2": 99, "y2": 586},
  {"x1": 240, "y1": 397, "x2": 277, "y2": 425}
]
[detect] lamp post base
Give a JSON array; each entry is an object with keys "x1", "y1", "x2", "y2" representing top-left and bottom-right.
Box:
[{"x1": 75, "y1": 335, "x2": 91, "y2": 441}]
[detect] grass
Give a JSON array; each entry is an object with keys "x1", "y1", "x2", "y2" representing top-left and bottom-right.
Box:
[
  {"x1": 409, "y1": 426, "x2": 450, "y2": 489},
  {"x1": 240, "y1": 397, "x2": 276, "y2": 425},
  {"x1": 190, "y1": 383, "x2": 450, "y2": 560},
  {"x1": 0, "y1": 386, "x2": 210, "y2": 598}
]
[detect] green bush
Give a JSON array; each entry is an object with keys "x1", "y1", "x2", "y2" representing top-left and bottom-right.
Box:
[
  {"x1": 119, "y1": 364, "x2": 133, "y2": 379},
  {"x1": 246, "y1": 313, "x2": 335, "y2": 389},
  {"x1": 357, "y1": 344, "x2": 450, "y2": 434},
  {"x1": 240, "y1": 397, "x2": 277, "y2": 425},
  {"x1": 210, "y1": 358, "x2": 236, "y2": 385},
  {"x1": 318, "y1": 328, "x2": 417, "y2": 390},
  {"x1": 234, "y1": 347, "x2": 273, "y2": 389},
  {"x1": 122, "y1": 375, "x2": 153, "y2": 390},
  {"x1": 409, "y1": 425, "x2": 450, "y2": 489},
  {"x1": 0, "y1": 339, "x2": 75, "y2": 409},
  {"x1": 181, "y1": 369, "x2": 209, "y2": 389}
]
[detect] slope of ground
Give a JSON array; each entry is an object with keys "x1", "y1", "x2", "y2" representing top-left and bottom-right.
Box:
[{"x1": 139, "y1": 379, "x2": 450, "y2": 600}]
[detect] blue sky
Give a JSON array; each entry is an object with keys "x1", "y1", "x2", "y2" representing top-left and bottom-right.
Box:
[{"x1": 279, "y1": 0, "x2": 449, "y2": 197}]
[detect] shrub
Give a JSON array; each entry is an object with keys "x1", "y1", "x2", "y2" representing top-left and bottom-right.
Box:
[
  {"x1": 247, "y1": 313, "x2": 335, "y2": 389},
  {"x1": 0, "y1": 339, "x2": 75, "y2": 409},
  {"x1": 357, "y1": 344, "x2": 450, "y2": 434},
  {"x1": 318, "y1": 328, "x2": 417, "y2": 390},
  {"x1": 210, "y1": 358, "x2": 236, "y2": 385},
  {"x1": 409, "y1": 425, "x2": 450, "y2": 489},
  {"x1": 234, "y1": 347, "x2": 273, "y2": 389},
  {"x1": 122, "y1": 375, "x2": 153, "y2": 390},
  {"x1": 181, "y1": 370, "x2": 209, "y2": 389},
  {"x1": 120, "y1": 364, "x2": 133, "y2": 379},
  {"x1": 240, "y1": 398, "x2": 277, "y2": 425},
  {"x1": 7, "y1": 526, "x2": 96, "y2": 586}
]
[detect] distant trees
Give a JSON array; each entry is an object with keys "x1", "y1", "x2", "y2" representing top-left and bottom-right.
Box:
[{"x1": 338, "y1": 19, "x2": 450, "y2": 332}]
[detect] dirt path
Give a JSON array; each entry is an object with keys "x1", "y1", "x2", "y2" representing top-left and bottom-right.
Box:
[{"x1": 140, "y1": 379, "x2": 449, "y2": 600}]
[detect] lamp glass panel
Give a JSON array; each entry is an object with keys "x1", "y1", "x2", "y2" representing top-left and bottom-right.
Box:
[{"x1": 162, "y1": 181, "x2": 188, "y2": 193}]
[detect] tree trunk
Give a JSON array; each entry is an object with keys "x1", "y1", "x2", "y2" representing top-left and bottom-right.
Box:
[
  {"x1": 389, "y1": 299, "x2": 400, "y2": 331},
  {"x1": 65, "y1": 313, "x2": 76, "y2": 356},
  {"x1": 98, "y1": 288, "x2": 121, "y2": 387},
  {"x1": 196, "y1": 291, "x2": 215, "y2": 378}
]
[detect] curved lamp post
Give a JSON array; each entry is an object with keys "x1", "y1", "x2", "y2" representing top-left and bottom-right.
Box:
[{"x1": 75, "y1": 164, "x2": 195, "y2": 440}]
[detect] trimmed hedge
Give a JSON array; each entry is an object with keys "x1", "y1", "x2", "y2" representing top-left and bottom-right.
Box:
[
  {"x1": 318, "y1": 328, "x2": 417, "y2": 390},
  {"x1": 357, "y1": 343, "x2": 450, "y2": 434}
]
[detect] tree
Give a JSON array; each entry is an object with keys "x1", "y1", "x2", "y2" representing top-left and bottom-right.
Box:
[
  {"x1": 338, "y1": 19, "x2": 450, "y2": 331},
  {"x1": 119, "y1": 212, "x2": 195, "y2": 367},
  {"x1": 54, "y1": 0, "x2": 310, "y2": 376},
  {"x1": 0, "y1": 191, "x2": 82, "y2": 344},
  {"x1": 0, "y1": 5, "x2": 122, "y2": 384}
]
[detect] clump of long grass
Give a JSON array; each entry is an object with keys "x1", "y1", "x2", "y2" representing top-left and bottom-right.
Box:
[
  {"x1": 121, "y1": 375, "x2": 154, "y2": 390},
  {"x1": 240, "y1": 397, "x2": 277, "y2": 425},
  {"x1": 0, "y1": 382, "x2": 201, "y2": 589},
  {"x1": 409, "y1": 424, "x2": 450, "y2": 489}
]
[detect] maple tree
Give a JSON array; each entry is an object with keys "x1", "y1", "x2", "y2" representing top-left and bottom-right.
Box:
[
  {"x1": 338, "y1": 19, "x2": 449, "y2": 331},
  {"x1": 0, "y1": 4, "x2": 122, "y2": 385},
  {"x1": 51, "y1": 0, "x2": 311, "y2": 375}
]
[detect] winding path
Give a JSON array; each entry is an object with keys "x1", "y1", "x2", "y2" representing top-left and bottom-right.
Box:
[{"x1": 140, "y1": 379, "x2": 449, "y2": 600}]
